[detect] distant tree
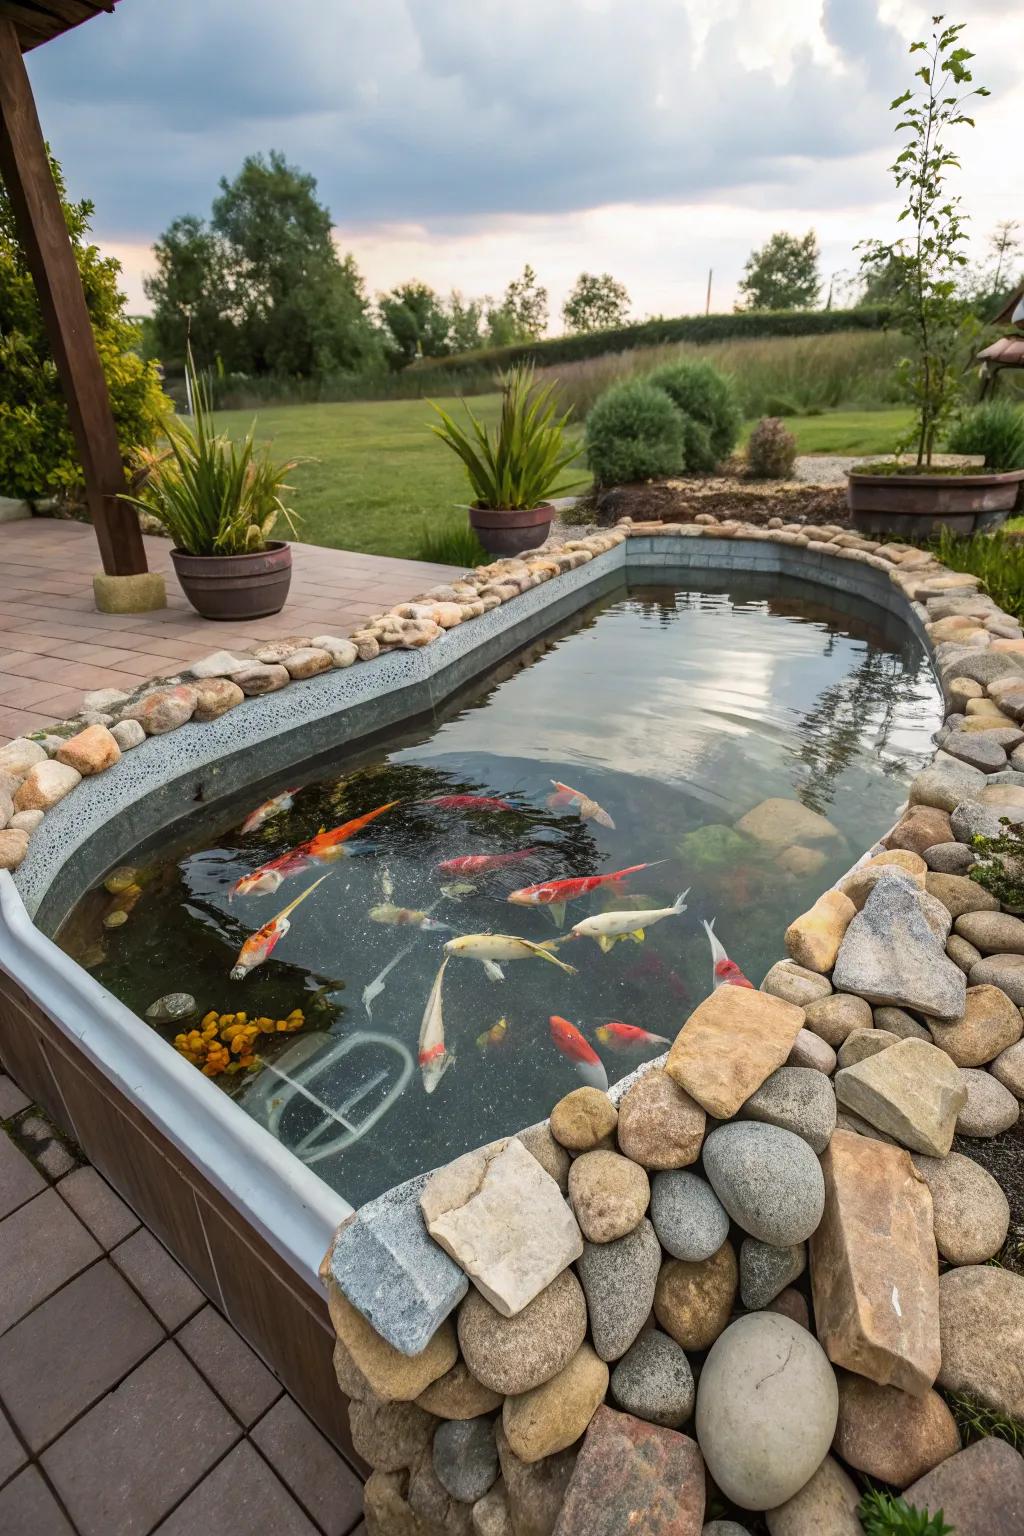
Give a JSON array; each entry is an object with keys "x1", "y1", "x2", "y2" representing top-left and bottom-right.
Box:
[
  {"x1": 738, "y1": 231, "x2": 821, "y2": 311},
  {"x1": 377, "y1": 282, "x2": 452, "y2": 366},
  {"x1": 488, "y1": 264, "x2": 548, "y2": 342},
  {"x1": 562, "y1": 272, "x2": 631, "y2": 333},
  {"x1": 446, "y1": 290, "x2": 487, "y2": 353},
  {"x1": 962, "y1": 220, "x2": 1023, "y2": 317},
  {"x1": 856, "y1": 254, "x2": 904, "y2": 308},
  {"x1": 144, "y1": 214, "x2": 236, "y2": 369}
]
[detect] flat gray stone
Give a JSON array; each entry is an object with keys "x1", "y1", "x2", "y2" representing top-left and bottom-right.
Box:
[
  {"x1": 873, "y1": 1006, "x2": 931, "y2": 1042},
  {"x1": 609, "y1": 1329, "x2": 695, "y2": 1429},
  {"x1": 909, "y1": 762, "x2": 986, "y2": 813},
  {"x1": 649, "y1": 1170, "x2": 730, "y2": 1262},
  {"x1": 943, "y1": 652, "x2": 1024, "y2": 687},
  {"x1": 950, "y1": 799, "x2": 1007, "y2": 843},
  {"x1": 739, "y1": 1238, "x2": 806, "y2": 1309},
  {"x1": 832, "y1": 876, "x2": 967, "y2": 1021},
  {"x1": 924, "y1": 841, "x2": 976, "y2": 874},
  {"x1": 433, "y1": 1417, "x2": 498, "y2": 1504},
  {"x1": 835, "y1": 1038, "x2": 967, "y2": 1156},
  {"x1": 910, "y1": 1151, "x2": 1010, "y2": 1264},
  {"x1": 702, "y1": 1123, "x2": 825, "y2": 1246},
  {"x1": 942, "y1": 731, "x2": 1008, "y2": 771},
  {"x1": 327, "y1": 1173, "x2": 468, "y2": 1356},
  {"x1": 956, "y1": 1068, "x2": 1021, "y2": 1136},
  {"x1": 577, "y1": 1218, "x2": 661, "y2": 1362},
  {"x1": 836, "y1": 1028, "x2": 899, "y2": 1069},
  {"x1": 970, "y1": 952, "x2": 1024, "y2": 1005},
  {"x1": 739, "y1": 1066, "x2": 836, "y2": 1154}
]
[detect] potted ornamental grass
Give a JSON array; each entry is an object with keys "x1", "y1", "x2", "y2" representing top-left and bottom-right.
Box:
[
  {"x1": 129, "y1": 354, "x2": 300, "y2": 619},
  {"x1": 848, "y1": 16, "x2": 1024, "y2": 535},
  {"x1": 430, "y1": 363, "x2": 586, "y2": 556}
]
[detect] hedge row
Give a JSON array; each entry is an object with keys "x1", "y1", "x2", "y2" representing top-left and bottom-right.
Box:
[{"x1": 414, "y1": 306, "x2": 892, "y2": 377}]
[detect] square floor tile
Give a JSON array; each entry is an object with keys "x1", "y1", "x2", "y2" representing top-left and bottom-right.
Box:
[
  {"x1": 41, "y1": 1342, "x2": 239, "y2": 1536},
  {"x1": 177, "y1": 1307, "x2": 282, "y2": 1426},
  {"x1": 0, "y1": 1189, "x2": 100, "y2": 1335},
  {"x1": 0, "y1": 1075, "x2": 30, "y2": 1119},
  {"x1": 154, "y1": 1440, "x2": 319, "y2": 1535},
  {"x1": 251, "y1": 1397, "x2": 364, "y2": 1536},
  {"x1": 0, "y1": 1466, "x2": 75, "y2": 1535},
  {"x1": 58, "y1": 1167, "x2": 139, "y2": 1250},
  {"x1": 111, "y1": 1228, "x2": 204, "y2": 1329},
  {"x1": 11, "y1": 1115, "x2": 80, "y2": 1181},
  {"x1": 0, "y1": 1133, "x2": 45, "y2": 1221},
  {"x1": 0, "y1": 1260, "x2": 164, "y2": 1451},
  {"x1": 0, "y1": 1405, "x2": 26, "y2": 1486}
]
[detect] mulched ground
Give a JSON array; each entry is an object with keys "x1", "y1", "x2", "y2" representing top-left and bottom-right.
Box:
[{"x1": 589, "y1": 472, "x2": 850, "y2": 529}]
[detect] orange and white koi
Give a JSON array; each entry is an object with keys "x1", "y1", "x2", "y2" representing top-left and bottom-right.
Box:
[
  {"x1": 305, "y1": 801, "x2": 400, "y2": 861},
  {"x1": 570, "y1": 890, "x2": 689, "y2": 952},
  {"x1": 368, "y1": 903, "x2": 455, "y2": 933},
  {"x1": 476, "y1": 1017, "x2": 509, "y2": 1052},
  {"x1": 444, "y1": 933, "x2": 577, "y2": 982},
  {"x1": 230, "y1": 849, "x2": 313, "y2": 900},
  {"x1": 549, "y1": 1015, "x2": 608, "y2": 1090},
  {"x1": 507, "y1": 863, "x2": 662, "y2": 927},
  {"x1": 229, "y1": 877, "x2": 327, "y2": 981},
  {"x1": 423, "y1": 795, "x2": 516, "y2": 812},
  {"x1": 239, "y1": 787, "x2": 301, "y2": 835},
  {"x1": 546, "y1": 780, "x2": 615, "y2": 830},
  {"x1": 437, "y1": 848, "x2": 540, "y2": 877},
  {"x1": 595, "y1": 1021, "x2": 671, "y2": 1053},
  {"x1": 418, "y1": 956, "x2": 452, "y2": 1093},
  {"x1": 705, "y1": 919, "x2": 755, "y2": 989}
]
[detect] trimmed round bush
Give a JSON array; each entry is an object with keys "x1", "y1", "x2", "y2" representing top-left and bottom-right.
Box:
[
  {"x1": 645, "y1": 360, "x2": 743, "y2": 469},
  {"x1": 585, "y1": 378, "x2": 686, "y2": 486},
  {"x1": 747, "y1": 416, "x2": 798, "y2": 479},
  {"x1": 947, "y1": 400, "x2": 1024, "y2": 471}
]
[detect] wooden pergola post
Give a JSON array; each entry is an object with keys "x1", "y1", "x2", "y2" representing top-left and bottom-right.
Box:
[{"x1": 0, "y1": 15, "x2": 151, "y2": 581}]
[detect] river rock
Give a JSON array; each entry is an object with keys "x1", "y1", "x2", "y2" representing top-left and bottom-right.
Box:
[
  {"x1": 760, "y1": 961, "x2": 832, "y2": 1008},
  {"x1": 327, "y1": 1285, "x2": 457, "y2": 1401},
  {"x1": 784, "y1": 890, "x2": 855, "y2": 973},
  {"x1": 910, "y1": 1151, "x2": 1009, "y2": 1264},
  {"x1": 472, "y1": 1482, "x2": 512, "y2": 1536},
  {"x1": 417, "y1": 1360, "x2": 504, "y2": 1420},
  {"x1": 836, "y1": 1028, "x2": 898, "y2": 1069},
  {"x1": 516, "y1": 1124, "x2": 570, "y2": 1193},
  {"x1": 348, "y1": 1394, "x2": 437, "y2": 1473},
  {"x1": 882, "y1": 804, "x2": 953, "y2": 854},
  {"x1": 832, "y1": 1371, "x2": 960, "y2": 1489},
  {"x1": 969, "y1": 950, "x2": 1024, "y2": 1005},
  {"x1": 787, "y1": 1028, "x2": 837, "y2": 1073},
  {"x1": 110, "y1": 718, "x2": 146, "y2": 751},
  {"x1": 767, "y1": 1288, "x2": 810, "y2": 1330},
  {"x1": 801, "y1": 992, "x2": 870, "y2": 1049},
  {"x1": 832, "y1": 876, "x2": 966, "y2": 1021},
  {"x1": 549, "y1": 1088, "x2": 617, "y2": 1152},
  {"x1": 926, "y1": 840, "x2": 976, "y2": 873},
  {"x1": 550, "y1": 1406, "x2": 705, "y2": 1536},
  {"x1": 835, "y1": 1037, "x2": 967, "y2": 1154},
  {"x1": 734, "y1": 797, "x2": 842, "y2": 850},
  {"x1": 696, "y1": 1313, "x2": 838, "y2": 1511},
  {"x1": 615, "y1": 1068, "x2": 706, "y2": 1169},
  {"x1": 942, "y1": 730, "x2": 1008, "y2": 770},
  {"x1": 650, "y1": 1170, "x2": 730, "y2": 1262},
  {"x1": 955, "y1": 1067, "x2": 1020, "y2": 1135},
  {"x1": 666, "y1": 988, "x2": 806, "y2": 1118},
  {"x1": 739, "y1": 1239, "x2": 806, "y2": 1309},
  {"x1": 950, "y1": 799, "x2": 1006, "y2": 844},
  {"x1": 55, "y1": 723, "x2": 120, "y2": 776},
  {"x1": 13, "y1": 759, "x2": 81, "y2": 812},
  {"x1": 577, "y1": 1219, "x2": 660, "y2": 1362},
  {"x1": 457, "y1": 1270, "x2": 588, "y2": 1396},
  {"x1": 904, "y1": 1437, "x2": 1024, "y2": 1536},
  {"x1": 702, "y1": 1123, "x2": 824, "y2": 1246},
  {"x1": 991, "y1": 1037, "x2": 1024, "y2": 1096},
  {"x1": 938, "y1": 1265, "x2": 1024, "y2": 1418},
  {"x1": 192, "y1": 677, "x2": 245, "y2": 721},
  {"x1": 873, "y1": 1006, "x2": 931, "y2": 1041},
  {"x1": 121, "y1": 684, "x2": 198, "y2": 733},
  {"x1": 407, "y1": 1448, "x2": 476, "y2": 1532},
  {"x1": 145, "y1": 992, "x2": 196, "y2": 1024},
  {"x1": 653, "y1": 1242, "x2": 737, "y2": 1352},
  {"x1": 927, "y1": 983, "x2": 1023, "y2": 1067},
  {"x1": 0, "y1": 829, "x2": 29, "y2": 870},
  {"x1": 568, "y1": 1151, "x2": 649, "y2": 1244},
  {"x1": 947, "y1": 933, "x2": 982, "y2": 973},
  {"x1": 923, "y1": 877, "x2": 996, "y2": 926},
  {"x1": 502, "y1": 1343, "x2": 608, "y2": 1464},
  {"x1": 363, "y1": 1469, "x2": 431, "y2": 1534},
  {"x1": 764, "y1": 1454, "x2": 862, "y2": 1536},
  {"x1": 838, "y1": 851, "x2": 926, "y2": 909},
  {"x1": 945, "y1": 650, "x2": 1024, "y2": 687},
  {"x1": 739, "y1": 1066, "x2": 835, "y2": 1153},
  {"x1": 908, "y1": 761, "x2": 986, "y2": 813},
  {"x1": 957, "y1": 909, "x2": 1024, "y2": 954},
  {"x1": 609, "y1": 1331, "x2": 695, "y2": 1429},
  {"x1": 809, "y1": 1131, "x2": 939, "y2": 1395},
  {"x1": 434, "y1": 1417, "x2": 499, "y2": 1503},
  {"x1": 494, "y1": 1421, "x2": 577, "y2": 1536},
  {"x1": 422, "y1": 1138, "x2": 583, "y2": 1317},
  {"x1": 0, "y1": 738, "x2": 46, "y2": 778}
]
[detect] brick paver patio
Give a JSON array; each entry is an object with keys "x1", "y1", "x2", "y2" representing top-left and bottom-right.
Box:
[
  {"x1": 0, "y1": 518, "x2": 460, "y2": 745},
  {"x1": 0, "y1": 1071, "x2": 365, "y2": 1536}
]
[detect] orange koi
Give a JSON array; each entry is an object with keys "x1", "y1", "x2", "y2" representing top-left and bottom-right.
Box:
[
  {"x1": 508, "y1": 863, "x2": 662, "y2": 926},
  {"x1": 704, "y1": 919, "x2": 754, "y2": 990},
  {"x1": 549, "y1": 1015, "x2": 608, "y2": 1090},
  {"x1": 595, "y1": 1022, "x2": 671, "y2": 1053},
  {"x1": 230, "y1": 849, "x2": 312, "y2": 900},
  {"x1": 305, "y1": 801, "x2": 400, "y2": 861},
  {"x1": 546, "y1": 779, "x2": 615, "y2": 829},
  {"x1": 230, "y1": 877, "x2": 327, "y2": 980},
  {"x1": 437, "y1": 848, "x2": 540, "y2": 877},
  {"x1": 239, "y1": 787, "x2": 301, "y2": 835}
]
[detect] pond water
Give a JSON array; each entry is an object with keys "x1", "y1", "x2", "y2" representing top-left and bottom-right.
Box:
[{"x1": 57, "y1": 573, "x2": 941, "y2": 1206}]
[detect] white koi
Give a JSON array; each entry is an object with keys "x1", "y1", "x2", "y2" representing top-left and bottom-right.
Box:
[
  {"x1": 418, "y1": 956, "x2": 452, "y2": 1093},
  {"x1": 444, "y1": 933, "x2": 577, "y2": 976},
  {"x1": 368, "y1": 903, "x2": 454, "y2": 932},
  {"x1": 362, "y1": 940, "x2": 415, "y2": 1018},
  {"x1": 571, "y1": 891, "x2": 689, "y2": 953}
]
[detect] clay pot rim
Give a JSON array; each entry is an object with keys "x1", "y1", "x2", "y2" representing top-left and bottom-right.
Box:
[{"x1": 846, "y1": 467, "x2": 1024, "y2": 488}]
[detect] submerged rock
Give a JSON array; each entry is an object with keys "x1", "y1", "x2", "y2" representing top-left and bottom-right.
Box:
[
  {"x1": 145, "y1": 992, "x2": 197, "y2": 1024},
  {"x1": 734, "y1": 797, "x2": 842, "y2": 849}
]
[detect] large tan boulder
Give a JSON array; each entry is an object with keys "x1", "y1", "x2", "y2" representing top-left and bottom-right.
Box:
[
  {"x1": 834, "y1": 1037, "x2": 967, "y2": 1155},
  {"x1": 666, "y1": 989, "x2": 805, "y2": 1118},
  {"x1": 502, "y1": 1343, "x2": 608, "y2": 1464},
  {"x1": 327, "y1": 1284, "x2": 456, "y2": 1402},
  {"x1": 784, "y1": 890, "x2": 856, "y2": 974}
]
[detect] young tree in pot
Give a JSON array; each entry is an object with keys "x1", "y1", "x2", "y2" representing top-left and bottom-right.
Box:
[
  {"x1": 430, "y1": 364, "x2": 586, "y2": 556},
  {"x1": 128, "y1": 355, "x2": 300, "y2": 620},
  {"x1": 847, "y1": 18, "x2": 1023, "y2": 536}
]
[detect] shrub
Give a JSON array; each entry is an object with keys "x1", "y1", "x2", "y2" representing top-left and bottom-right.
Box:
[
  {"x1": 947, "y1": 399, "x2": 1024, "y2": 470},
  {"x1": 585, "y1": 379, "x2": 686, "y2": 486},
  {"x1": 747, "y1": 417, "x2": 799, "y2": 478},
  {"x1": 645, "y1": 360, "x2": 742, "y2": 468},
  {"x1": 414, "y1": 518, "x2": 487, "y2": 567}
]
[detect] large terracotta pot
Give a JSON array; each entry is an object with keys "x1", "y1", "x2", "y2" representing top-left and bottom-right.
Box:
[
  {"x1": 846, "y1": 468, "x2": 1024, "y2": 537},
  {"x1": 468, "y1": 503, "x2": 554, "y2": 557},
  {"x1": 170, "y1": 541, "x2": 292, "y2": 620}
]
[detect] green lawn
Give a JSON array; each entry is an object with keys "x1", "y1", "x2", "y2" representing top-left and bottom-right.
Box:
[{"x1": 211, "y1": 397, "x2": 912, "y2": 559}]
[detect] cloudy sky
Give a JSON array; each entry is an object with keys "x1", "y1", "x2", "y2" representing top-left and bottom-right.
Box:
[{"x1": 25, "y1": 0, "x2": 1024, "y2": 325}]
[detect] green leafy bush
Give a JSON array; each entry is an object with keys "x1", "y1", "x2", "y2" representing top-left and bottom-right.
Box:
[
  {"x1": 947, "y1": 400, "x2": 1024, "y2": 470},
  {"x1": 747, "y1": 416, "x2": 799, "y2": 478},
  {"x1": 858, "y1": 1489, "x2": 953, "y2": 1536},
  {"x1": 585, "y1": 379, "x2": 687, "y2": 485},
  {"x1": 0, "y1": 154, "x2": 169, "y2": 502},
  {"x1": 645, "y1": 360, "x2": 742, "y2": 468}
]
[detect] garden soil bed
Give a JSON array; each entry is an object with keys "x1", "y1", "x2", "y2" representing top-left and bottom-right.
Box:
[{"x1": 592, "y1": 474, "x2": 849, "y2": 529}]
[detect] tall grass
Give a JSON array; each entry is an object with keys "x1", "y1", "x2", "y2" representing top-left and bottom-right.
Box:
[
  {"x1": 933, "y1": 528, "x2": 1024, "y2": 621},
  {"x1": 536, "y1": 331, "x2": 910, "y2": 420},
  {"x1": 414, "y1": 518, "x2": 487, "y2": 567}
]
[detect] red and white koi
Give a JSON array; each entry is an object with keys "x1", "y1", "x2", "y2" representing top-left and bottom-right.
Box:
[
  {"x1": 476, "y1": 1017, "x2": 509, "y2": 1052},
  {"x1": 368, "y1": 903, "x2": 454, "y2": 933},
  {"x1": 507, "y1": 863, "x2": 662, "y2": 927},
  {"x1": 418, "y1": 956, "x2": 452, "y2": 1093},
  {"x1": 437, "y1": 848, "x2": 540, "y2": 878},
  {"x1": 305, "y1": 801, "x2": 400, "y2": 861},
  {"x1": 444, "y1": 933, "x2": 577, "y2": 981},
  {"x1": 704, "y1": 919, "x2": 755, "y2": 989},
  {"x1": 595, "y1": 1022, "x2": 671, "y2": 1053},
  {"x1": 229, "y1": 876, "x2": 327, "y2": 981},
  {"x1": 422, "y1": 795, "x2": 516, "y2": 812},
  {"x1": 570, "y1": 890, "x2": 689, "y2": 952},
  {"x1": 549, "y1": 1015, "x2": 608, "y2": 1090},
  {"x1": 546, "y1": 780, "x2": 615, "y2": 830},
  {"x1": 239, "y1": 787, "x2": 301, "y2": 835},
  {"x1": 230, "y1": 849, "x2": 313, "y2": 900}
]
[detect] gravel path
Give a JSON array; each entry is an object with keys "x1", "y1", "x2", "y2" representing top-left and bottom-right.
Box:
[{"x1": 794, "y1": 455, "x2": 860, "y2": 485}]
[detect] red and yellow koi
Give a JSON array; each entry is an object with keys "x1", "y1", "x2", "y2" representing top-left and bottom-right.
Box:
[
  {"x1": 229, "y1": 876, "x2": 327, "y2": 980},
  {"x1": 549, "y1": 1015, "x2": 608, "y2": 1090},
  {"x1": 239, "y1": 787, "x2": 301, "y2": 835},
  {"x1": 507, "y1": 863, "x2": 661, "y2": 927},
  {"x1": 595, "y1": 1022, "x2": 671, "y2": 1053},
  {"x1": 476, "y1": 1017, "x2": 509, "y2": 1052},
  {"x1": 704, "y1": 919, "x2": 755, "y2": 990},
  {"x1": 437, "y1": 848, "x2": 540, "y2": 877},
  {"x1": 546, "y1": 780, "x2": 615, "y2": 830}
]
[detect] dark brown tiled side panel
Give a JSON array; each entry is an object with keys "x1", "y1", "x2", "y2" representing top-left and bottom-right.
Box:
[{"x1": 0, "y1": 970, "x2": 365, "y2": 1477}]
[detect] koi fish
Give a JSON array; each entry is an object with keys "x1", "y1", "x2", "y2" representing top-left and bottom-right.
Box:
[
  {"x1": 368, "y1": 903, "x2": 455, "y2": 933},
  {"x1": 570, "y1": 890, "x2": 689, "y2": 952},
  {"x1": 362, "y1": 940, "x2": 415, "y2": 1018},
  {"x1": 418, "y1": 956, "x2": 451, "y2": 1093},
  {"x1": 444, "y1": 933, "x2": 577, "y2": 978},
  {"x1": 240, "y1": 787, "x2": 301, "y2": 835},
  {"x1": 437, "y1": 848, "x2": 540, "y2": 877},
  {"x1": 379, "y1": 865, "x2": 395, "y2": 900},
  {"x1": 230, "y1": 850, "x2": 313, "y2": 900},
  {"x1": 476, "y1": 1018, "x2": 509, "y2": 1052},
  {"x1": 595, "y1": 1022, "x2": 671, "y2": 1053},
  {"x1": 705, "y1": 918, "x2": 755, "y2": 989},
  {"x1": 306, "y1": 801, "x2": 400, "y2": 861},
  {"x1": 229, "y1": 877, "x2": 327, "y2": 981},
  {"x1": 507, "y1": 863, "x2": 663, "y2": 927},
  {"x1": 546, "y1": 780, "x2": 615, "y2": 830},
  {"x1": 440, "y1": 881, "x2": 478, "y2": 901},
  {"x1": 423, "y1": 795, "x2": 517, "y2": 812},
  {"x1": 550, "y1": 1015, "x2": 608, "y2": 1090}
]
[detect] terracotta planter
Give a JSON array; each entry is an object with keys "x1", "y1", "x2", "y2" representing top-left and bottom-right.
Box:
[
  {"x1": 469, "y1": 503, "x2": 554, "y2": 557},
  {"x1": 847, "y1": 467, "x2": 1024, "y2": 537},
  {"x1": 170, "y1": 542, "x2": 292, "y2": 621}
]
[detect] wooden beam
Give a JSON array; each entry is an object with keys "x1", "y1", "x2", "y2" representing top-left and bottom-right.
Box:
[{"x1": 0, "y1": 16, "x2": 147, "y2": 575}]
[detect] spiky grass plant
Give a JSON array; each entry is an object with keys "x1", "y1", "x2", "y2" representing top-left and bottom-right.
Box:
[
  {"x1": 858, "y1": 1489, "x2": 953, "y2": 1535},
  {"x1": 947, "y1": 1389, "x2": 1024, "y2": 1451},
  {"x1": 414, "y1": 519, "x2": 488, "y2": 568}
]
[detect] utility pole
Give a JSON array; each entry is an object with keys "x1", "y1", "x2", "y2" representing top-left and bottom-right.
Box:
[{"x1": 705, "y1": 269, "x2": 713, "y2": 315}]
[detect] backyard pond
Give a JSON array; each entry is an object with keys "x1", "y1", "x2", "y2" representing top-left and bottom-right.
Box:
[{"x1": 56, "y1": 573, "x2": 942, "y2": 1206}]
